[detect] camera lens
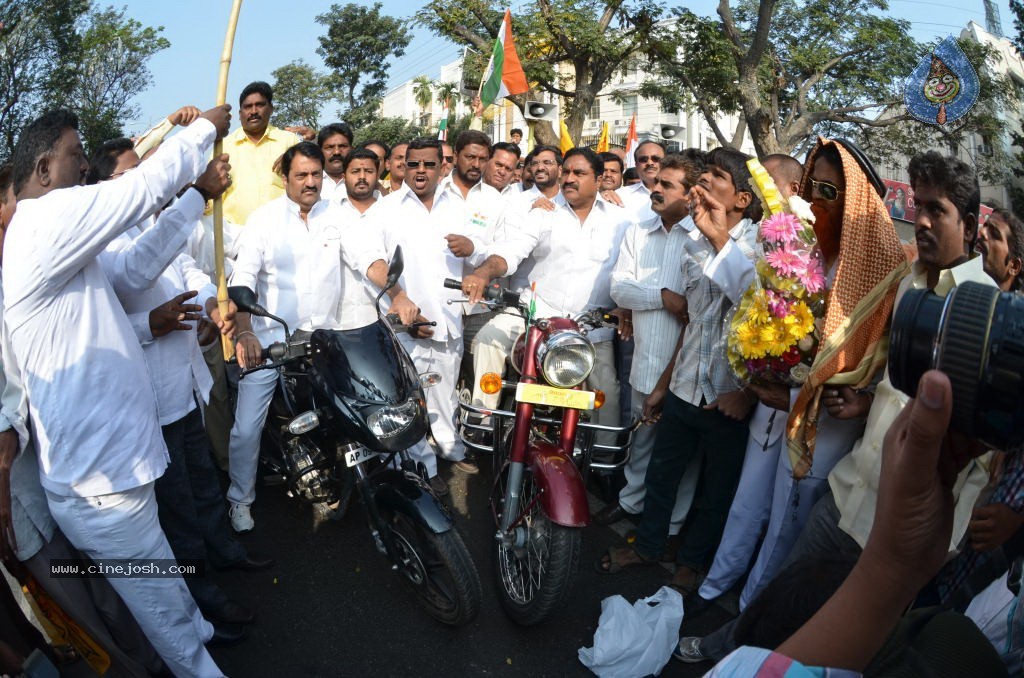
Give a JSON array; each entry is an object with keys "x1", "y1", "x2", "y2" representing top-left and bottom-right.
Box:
[{"x1": 890, "y1": 281, "x2": 1024, "y2": 450}]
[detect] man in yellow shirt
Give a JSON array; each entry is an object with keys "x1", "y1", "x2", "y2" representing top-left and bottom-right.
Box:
[{"x1": 221, "y1": 81, "x2": 301, "y2": 229}]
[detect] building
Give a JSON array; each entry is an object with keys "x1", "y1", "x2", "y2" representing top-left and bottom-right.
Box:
[{"x1": 381, "y1": 56, "x2": 471, "y2": 129}]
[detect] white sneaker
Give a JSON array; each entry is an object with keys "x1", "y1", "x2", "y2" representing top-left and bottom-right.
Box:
[{"x1": 229, "y1": 502, "x2": 254, "y2": 532}]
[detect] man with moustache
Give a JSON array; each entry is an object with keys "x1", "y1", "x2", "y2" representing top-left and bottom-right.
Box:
[
  {"x1": 441, "y1": 141, "x2": 455, "y2": 178},
  {"x1": 977, "y1": 208, "x2": 1024, "y2": 292},
  {"x1": 222, "y1": 81, "x2": 301, "y2": 230},
  {"x1": 463, "y1": 148, "x2": 632, "y2": 433},
  {"x1": 317, "y1": 122, "x2": 354, "y2": 202},
  {"x1": 598, "y1": 153, "x2": 706, "y2": 528},
  {"x1": 484, "y1": 142, "x2": 522, "y2": 195},
  {"x1": 228, "y1": 142, "x2": 417, "y2": 530},
  {"x1": 616, "y1": 140, "x2": 665, "y2": 223},
  {"x1": 599, "y1": 151, "x2": 624, "y2": 191},
  {"x1": 382, "y1": 142, "x2": 408, "y2": 195}
]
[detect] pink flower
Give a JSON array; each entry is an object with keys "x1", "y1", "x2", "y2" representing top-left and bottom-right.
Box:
[
  {"x1": 765, "y1": 290, "x2": 790, "y2": 317},
  {"x1": 760, "y1": 213, "x2": 801, "y2": 244},
  {"x1": 765, "y1": 248, "x2": 808, "y2": 277},
  {"x1": 798, "y1": 255, "x2": 826, "y2": 293}
]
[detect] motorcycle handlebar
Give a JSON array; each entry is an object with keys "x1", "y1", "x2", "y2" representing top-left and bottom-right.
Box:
[{"x1": 443, "y1": 278, "x2": 522, "y2": 307}]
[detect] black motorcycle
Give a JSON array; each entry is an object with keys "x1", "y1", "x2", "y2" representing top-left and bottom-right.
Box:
[{"x1": 228, "y1": 248, "x2": 482, "y2": 626}]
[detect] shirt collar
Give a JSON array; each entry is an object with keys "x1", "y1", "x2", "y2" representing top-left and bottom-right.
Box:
[
  {"x1": 396, "y1": 181, "x2": 445, "y2": 209},
  {"x1": 641, "y1": 214, "x2": 690, "y2": 233},
  {"x1": 231, "y1": 124, "x2": 286, "y2": 146},
  {"x1": 284, "y1": 195, "x2": 328, "y2": 220},
  {"x1": 910, "y1": 254, "x2": 992, "y2": 297}
]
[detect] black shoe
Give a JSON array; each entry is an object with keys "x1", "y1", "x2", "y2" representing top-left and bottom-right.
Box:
[
  {"x1": 428, "y1": 474, "x2": 449, "y2": 497},
  {"x1": 683, "y1": 593, "x2": 713, "y2": 618},
  {"x1": 215, "y1": 553, "x2": 275, "y2": 572},
  {"x1": 592, "y1": 503, "x2": 636, "y2": 526},
  {"x1": 202, "y1": 599, "x2": 255, "y2": 625},
  {"x1": 206, "y1": 622, "x2": 247, "y2": 647}
]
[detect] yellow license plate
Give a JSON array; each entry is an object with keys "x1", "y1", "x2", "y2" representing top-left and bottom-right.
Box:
[{"x1": 515, "y1": 383, "x2": 594, "y2": 410}]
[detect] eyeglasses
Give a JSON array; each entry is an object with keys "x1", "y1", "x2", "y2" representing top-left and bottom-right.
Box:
[
  {"x1": 809, "y1": 178, "x2": 843, "y2": 202},
  {"x1": 529, "y1": 159, "x2": 558, "y2": 168},
  {"x1": 405, "y1": 160, "x2": 438, "y2": 169},
  {"x1": 637, "y1": 155, "x2": 663, "y2": 164},
  {"x1": 443, "y1": 156, "x2": 454, "y2": 163}
]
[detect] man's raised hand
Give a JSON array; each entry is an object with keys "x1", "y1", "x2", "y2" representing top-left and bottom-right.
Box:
[
  {"x1": 150, "y1": 291, "x2": 202, "y2": 338},
  {"x1": 200, "y1": 104, "x2": 232, "y2": 139},
  {"x1": 169, "y1": 106, "x2": 202, "y2": 127},
  {"x1": 195, "y1": 155, "x2": 232, "y2": 201}
]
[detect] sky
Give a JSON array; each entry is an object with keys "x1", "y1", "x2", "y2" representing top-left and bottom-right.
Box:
[{"x1": 119, "y1": 0, "x2": 1016, "y2": 134}]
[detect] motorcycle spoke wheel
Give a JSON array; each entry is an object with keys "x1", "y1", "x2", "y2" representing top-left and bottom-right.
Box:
[
  {"x1": 384, "y1": 512, "x2": 481, "y2": 626},
  {"x1": 493, "y1": 467, "x2": 581, "y2": 626}
]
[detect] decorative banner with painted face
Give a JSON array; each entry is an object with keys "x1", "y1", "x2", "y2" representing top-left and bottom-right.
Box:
[{"x1": 904, "y1": 36, "x2": 980, "y2": 125}]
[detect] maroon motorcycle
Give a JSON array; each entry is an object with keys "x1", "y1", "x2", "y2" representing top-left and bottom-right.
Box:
[{"x1": 446, "y1": 279, "x2": 634, "y2": 625}]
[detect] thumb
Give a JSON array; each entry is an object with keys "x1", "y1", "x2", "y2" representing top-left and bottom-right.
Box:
[{"x1": 889, "y1": 370, "x2": 952, "y2": 485}]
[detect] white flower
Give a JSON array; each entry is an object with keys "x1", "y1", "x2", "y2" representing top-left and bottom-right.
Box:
[
  {"x1": 789, "y1": 196, "x2": 816, "y2": 224},
  {"x1": 790, "y1": 363, "x2": 810, "y2": 383},
  {"x1": 797, "y1": 335, "x2": 815, "y2": 352}
]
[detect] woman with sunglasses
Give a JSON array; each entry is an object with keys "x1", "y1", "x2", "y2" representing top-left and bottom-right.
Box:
[{"x1": 680, "y1": 139, "x2": 912, "y2": 662}]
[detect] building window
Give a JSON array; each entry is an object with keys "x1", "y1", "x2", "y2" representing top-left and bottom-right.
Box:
[
  {"x1": 621, "y1": 95, "x2": 638, "y2": 118},
  {"x1": 589, "y1": 99, "x2": 600, "y2": 120}
]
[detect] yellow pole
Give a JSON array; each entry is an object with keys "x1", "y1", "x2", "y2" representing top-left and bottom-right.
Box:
[{"x1": 214, "y1": 0, "x2": 243, "y2": 360}]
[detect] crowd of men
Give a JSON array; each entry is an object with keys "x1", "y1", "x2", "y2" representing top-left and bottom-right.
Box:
[{"x1": 0, "y1": 77, "x2": 1023, "y2": 677}]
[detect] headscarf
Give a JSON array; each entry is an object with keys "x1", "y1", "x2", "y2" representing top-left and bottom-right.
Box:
[{"x1": 786, "y1": 137, "x2": 911, "y2": 479}]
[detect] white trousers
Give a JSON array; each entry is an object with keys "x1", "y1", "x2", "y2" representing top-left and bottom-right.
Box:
[
  {"x1": 227, "y1": 366, "x2": 278, "y2": 506},
  {"x1": 400, "y1": 334, "x2": 465, "y2": 475},
  {"x1": 46, "y1": 483, "x2": 222, "y2": 678},
  {"x1": 965, "y1": 572, "x2": 1015, "y2": 661},
  {"x1": 619, "y1": 387, "x2": 699, "y2": 534},
  {"x1": 471, "y1": 310, "x2": 526, "y2": 409}
]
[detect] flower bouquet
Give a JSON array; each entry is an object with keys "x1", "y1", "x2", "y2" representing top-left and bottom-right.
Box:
[{"x1": 724, "y1": 161, "x2": 827, "y2": 386}]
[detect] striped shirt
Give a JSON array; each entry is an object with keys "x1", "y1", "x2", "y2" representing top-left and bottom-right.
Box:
[
  {"x1": 669, "y1": 218, "x2": 759, "y2": 406},
  {"x1": 610, "y1": 215, "x2": 694, "y2": 394}
]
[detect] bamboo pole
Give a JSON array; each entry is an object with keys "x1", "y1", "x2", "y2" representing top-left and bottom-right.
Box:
[{"x1": 214, "y1": 0, "x2": 243, "y2": 360}]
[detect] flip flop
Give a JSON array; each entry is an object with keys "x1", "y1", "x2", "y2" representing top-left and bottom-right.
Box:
[
  {"x1": 594, "y1": 545, "x2": 658, "y2": 575},
  {"x1": 668, "y1": 565, "x2": 701, "y2": 595}
]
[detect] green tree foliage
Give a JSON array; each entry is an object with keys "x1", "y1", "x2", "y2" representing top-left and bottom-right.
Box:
[
  {"x1": 416, "y1": 0, "x2": 662, "y2": 144},
  {"x1": 316, "y1": 2, "x2": 412, "y2": 125},
  {"x1": 1011, "y1": 0, "x2": 1024, "y2": 52},
  {"x1": 644, "y1": 0, "x2": 918, "y2": 156},
  {"x1": 71, "y1": 6, "x2": 169, "y2": 152},
  {"x1": 354, "y1": 117, "x2": 427, "y2": 149},
  {"x1": 412, "y1": 75, "x2": 434, "y2": 125},
  {"x1": 271, "y1": 60, "x2": 331, "y2": 129}
]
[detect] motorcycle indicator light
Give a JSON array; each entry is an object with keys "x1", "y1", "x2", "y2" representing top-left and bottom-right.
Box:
[
  {"x1": 419, "y1": 371, "x2": 443, "y2": 388},
  {"x1": 593, "y1": 390, "x2": 606, "y2": 409},
  {"x1": 480, "y1": 372, "x2": 503, "y2": 395},
  {"x1": 287, "y1": 410, "x2": 320, "y2": 435}
]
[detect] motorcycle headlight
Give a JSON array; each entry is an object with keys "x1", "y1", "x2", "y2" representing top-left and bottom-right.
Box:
[
  {"x1": 536, "y1": 330, "x2": 595, "y2": 388},
  {"x1": 367, "y1": 400, "x2": 420, "y2": 439}
]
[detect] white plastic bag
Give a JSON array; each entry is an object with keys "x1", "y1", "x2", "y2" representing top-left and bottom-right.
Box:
[{"x1": 578, "y1": 586, "x2": 685, "y2": 678}]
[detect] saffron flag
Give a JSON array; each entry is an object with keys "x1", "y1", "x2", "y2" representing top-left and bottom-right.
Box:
[
  {"x1": 623, "y1": 114, "x2": 638, "y2": 168},
  {"x1": 480, "y1": 9, "x2": 529, "y2": 108},
  {"x1": 559, "y1": 119, "x2": 575, "y2": 154},
  {"x1": 596, "y1": 122, "x2": 610, "y2": 152}
]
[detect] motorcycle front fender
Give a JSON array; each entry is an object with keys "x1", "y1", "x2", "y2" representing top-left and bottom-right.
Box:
[
  {"x1": 527, "y1": 442, "x2": 590, "y2": 528},
  {"x1": 371, "y1": 468, "x2": 455, "y2": 535}
]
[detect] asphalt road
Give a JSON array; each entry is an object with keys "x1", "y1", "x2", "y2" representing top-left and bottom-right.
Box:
[{"x1": 206, "y1": 461, "x2": 736, "y2": 678}]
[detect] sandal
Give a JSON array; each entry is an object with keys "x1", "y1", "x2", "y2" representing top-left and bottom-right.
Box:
[
  {"x1": 668, "y1": 565, "x2": 701, "y2": 595},
  {"x1": 594, "y1": 545, "x2": 658, "y2": 575}
]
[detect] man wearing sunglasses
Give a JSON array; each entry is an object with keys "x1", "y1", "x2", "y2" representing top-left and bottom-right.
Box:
[
  {"x1": 372, "y1": 137, "x2": 490, "y2": 494},
  {"x1": 615, "y1": 140, "x2": 665, "y2": 224}
]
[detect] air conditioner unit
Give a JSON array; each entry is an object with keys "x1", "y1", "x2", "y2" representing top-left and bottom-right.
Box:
[
  {"x1": 585, "y1": 120, "x2": 600, "y2": 129},
  {"x1": 614, "y1": 119, "x2": 627, "y2": 126}
]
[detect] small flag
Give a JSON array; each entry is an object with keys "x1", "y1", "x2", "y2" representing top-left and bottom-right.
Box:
[
  {"x1": 623, "y1": 114, "x2": 638, "y2": 168},
  {"x1": 596, "y1": 122, "x2": 610, "y2": 152},
  {"x1": 437, "y1": 105, "x2": 449, "y2": 141},
  {"x1": 559, "y1": 119, "x2": 574, "y2": 155},
  {"x1": 527, "y1": 282, "x2": 537, "y2": 323},
  {"x1": 480, "y1": 9, "x2": 529, "y2": 109}
]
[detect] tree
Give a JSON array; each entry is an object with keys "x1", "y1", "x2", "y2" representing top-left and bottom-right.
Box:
[
  {"x1": 354, "y1": 116, "x2": 427, "y2": 148},
  {"x1": 0, "y1": 0, "x2": 89, "y2": 158},
  {"x1": 435, "y1": 81, "x2": 460, "y2": 110},
  {"x1": 411, "y1": 76, "x2": 434, "y2": 126},
  {"x1": 70, "y1": 6, "x2": 169, "y2": 152},
  {"x1": 316, "y1": 2, "x2": 412, "y2": 125},
  {"x1": 271, "y1": 59, "x2": 331, "y2": 129},
  {"x1": 1012, "y1": 0, "x2": 1024, "y2": 52},
  {"x1": 643, "y1": 1, "x2": 920, "y2": 157},
  {"x1": 416, "y1": 0, "x2": 663, "y2": 144}
]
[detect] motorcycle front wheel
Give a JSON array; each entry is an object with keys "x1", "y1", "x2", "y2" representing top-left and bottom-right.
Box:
[
  {"x1": 493, "y1": 465, "x2": 581, "y2": 626},
  {"x1": 383, "y1": 512, "x2": 481, "y2": 626}
]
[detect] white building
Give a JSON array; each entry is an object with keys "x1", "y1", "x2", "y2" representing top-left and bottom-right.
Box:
[{"x1": 381, "y1": 57, "x2": 471, "y2": 129}]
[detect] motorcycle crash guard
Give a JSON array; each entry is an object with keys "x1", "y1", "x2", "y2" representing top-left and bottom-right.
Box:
[
  {"x1": 372, "y1": 468, "x2": 455, "y2": 535},
  {"x1": 527, "y1": 442, "x2": 590, "y2": 528}
]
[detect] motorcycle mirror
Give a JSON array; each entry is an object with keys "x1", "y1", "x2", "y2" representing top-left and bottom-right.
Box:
[
  {"x1": 386, "y1": 246, "x2": 404, "y2": 289},
  {"x1": 227, "y1": 286, "x2": 261, "y2": 315}
]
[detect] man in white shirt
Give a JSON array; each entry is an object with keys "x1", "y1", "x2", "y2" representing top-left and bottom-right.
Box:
[
  {"x1": 599, "y1": 153, "x2": 706, "y2": 528},
  {"x1": 616, "y1": 140, "x2": 664, "y2": 224},
  {"x1": 381, "y1": 142, "x2": 407, "y2": 196},
  {"x1": 3, "y1": 107, "x2": 231, "y2": 676},
  {"x1": 483, "y1": 142, "x2": 522, "y2": 195},
  {"x1": 317, "y1": 122, "x2": 354, "y2": 202},
  {"x1": 463, "y1": 147, "x2": 633, "y2": 433},
  {"x1": 372, "y1": 138, "x2": 496, "y2": 493},
  {"x1": 229, "y1": 142, "x2": 417, "y2": 531},
  {"x1": 91, "y1": 140, "x2": 271, "y2": 636}
]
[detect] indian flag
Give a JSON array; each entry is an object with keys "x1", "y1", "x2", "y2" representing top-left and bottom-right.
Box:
[
  {"x1": 480, "y1": 9, "x2": 529, "y2": 108},
  {"x1": 623, "y1": 114, "x2": 639, "y2": 168},
  {"x1": 437, "y1": 104, "x2": 449, "y2": 141}
]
